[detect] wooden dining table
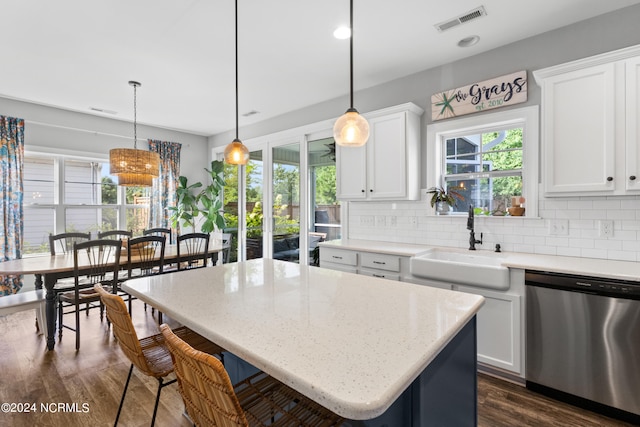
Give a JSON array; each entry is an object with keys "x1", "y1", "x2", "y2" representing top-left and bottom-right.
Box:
[
  {"x1": 123, "y1": 258, "x2": 484, "y2": 425},
  {"x1": 0, "y1": 242, "x2": 227, "y2": 350}
]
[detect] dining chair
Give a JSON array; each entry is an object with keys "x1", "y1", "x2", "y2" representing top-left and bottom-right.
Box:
[
  {"x1": 126, "y1": 235, "x2": 166, "y2": 320},
  {"x1": 176, "y1": 233, "x2": 210, "y2": 270},
  {"x1": 48, "y1": 232, "x2": 92, "y2": 255},
  {"x1": 48, "y1": 232, "x2": 93, "y2": 325},
  {"x1": 159, "y1": 324, "x2": 344, "y2": 427},
  {"x1": 95, "y1": 285, "x2": 225, "y2": 427},
  {"x1": 58, "y1": 239, "x2": 121, "y2": 350},
  {"x1": 143, "y1": 227, "x2": 173, "y2": 244},
  {"x1": 97, "y1": 229, "x2": 133, "y2": 241}
]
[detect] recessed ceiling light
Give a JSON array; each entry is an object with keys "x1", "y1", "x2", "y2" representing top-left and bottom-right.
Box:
[
  {"x1": 458, "y1": 35, "x2": 480, "y2": 47},
  {"x1": 333, "y1": 26, "x2": 351, "y2": 40}
]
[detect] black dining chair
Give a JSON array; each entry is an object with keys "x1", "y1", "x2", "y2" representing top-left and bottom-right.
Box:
[
  {"x1": 143, "y1": 227, "x2": 172, "y2": 244},
  {"x1": 97, "y1": 229, "x2": 132, "y2": 241},
  {"x1": 49, "y1": 232, "x2": 95, "y2": 321},
  {"x1": 176, "y1": 233, "x2": 210, "y2": 270},
  {"x1": 58, "y1": 239, "x2": 121, "y2": 350},
  {"x1": 126, "y1": 235, "x2": 166, "y2": 321},
  {"x1": 48, "y1": 232, "x2": 92, "y2": 255}
]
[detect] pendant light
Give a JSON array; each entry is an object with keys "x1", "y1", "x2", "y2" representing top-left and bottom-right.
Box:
[
  {"x1": 109, "y1": 81, "x2": 160, "y2": 186},
  {"x1": 224, "y1": 0, "x2": 250, "y2": 165},
  {"x1": 333, "y1": 0, "x2": 369, "y2": 147}
]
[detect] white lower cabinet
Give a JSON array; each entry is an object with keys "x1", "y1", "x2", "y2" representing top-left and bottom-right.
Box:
[
  {"x1": 320, "y1": 247, "x2": 406, "y2": 280},
  {"x1": 452, "y1": 269, "x2": 525, "y2": 378},
  {"x1": 319, "y1": 248, "x2": 358, "y2": 274}
]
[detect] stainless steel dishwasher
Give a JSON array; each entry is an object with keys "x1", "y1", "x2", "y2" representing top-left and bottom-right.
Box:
[{"x1": 526, "y1": 270, "x2": 640, "y2": 424}]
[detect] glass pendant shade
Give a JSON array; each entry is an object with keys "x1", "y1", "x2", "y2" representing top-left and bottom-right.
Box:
[
  {"x1": 109, "y1": 147, "x2": 160, "y2": 186},
  {"x1": 333, "y1": 108, "x2": 370, "y2": 147},
  {"x1": 223, "y1": 138, "x2": 250, "y2": 165}
]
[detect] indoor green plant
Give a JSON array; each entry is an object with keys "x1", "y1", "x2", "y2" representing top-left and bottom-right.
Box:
[
  {"x1": 168, "y1": 160, "x2": 226, "y2": 234},
  {"x1": 426, "y1": 185, "x2": 464, "y2": 215}
]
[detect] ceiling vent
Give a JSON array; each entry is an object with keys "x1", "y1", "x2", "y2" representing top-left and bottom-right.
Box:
[{"x1": 435, "y1": 6, "x2": 487, "y2": 32}]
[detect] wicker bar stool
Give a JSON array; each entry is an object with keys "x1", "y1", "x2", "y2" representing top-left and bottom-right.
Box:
[
  {"x1": 160, "y1": 323, "x2": 345, "y2": 427},
  {"x1": 95, "y1": 285, "x2": 225, "y2": 427}
]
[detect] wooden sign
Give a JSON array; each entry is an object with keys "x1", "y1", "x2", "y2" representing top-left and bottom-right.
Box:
[{"x1": 431, "y1": 70, "x2": 527, "y2": 121}]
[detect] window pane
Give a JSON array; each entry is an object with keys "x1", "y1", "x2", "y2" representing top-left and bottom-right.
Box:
[
  {"x1": 64, "y1": 160, "x2": 105, "y2": 204},
  {"x1": 126, "y1": 206, "x2": 149, "y2": 236},
  {"x1": 447, "y1": 176, "x2": 523, "y2": 215},
  {"x1": 23, "y1": 208, "x2": 54, "y2": 254},
  {"x1": 24, "y1": 157, "x2": 55, "y2": 204},
  {"x1": 482, "y1": 150, "x2": 523, "y2": 171},
  {"x1": 66, "y1": 207, "x2": 118, "y2": 234}
]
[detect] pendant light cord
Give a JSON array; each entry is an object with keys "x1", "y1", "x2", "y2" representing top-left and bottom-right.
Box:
[
  {"x1": 235, "y1": 0, "x2": 239, "y2": 141},
  {"x1": 349, "y1": 0, "x2": 354, "y2": 110},
  {"x1": 133, "y1": 83, "x2": 138, "y2": 149}
]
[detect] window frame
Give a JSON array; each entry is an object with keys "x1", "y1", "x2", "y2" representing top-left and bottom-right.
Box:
[
  {"x1": 23, "y1": 152, "x2": 151, "y2": 255},
  {"x1": 426, "y1": 106, "x2": 539, "y2": 217}
]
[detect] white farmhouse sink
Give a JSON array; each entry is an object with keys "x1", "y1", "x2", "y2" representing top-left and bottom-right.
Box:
[{"x1": 410, "y1": 249, "x2": 510, "y2": 290}]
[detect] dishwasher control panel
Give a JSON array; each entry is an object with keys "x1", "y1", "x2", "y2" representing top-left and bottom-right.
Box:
[{"x1": 526, "y1": 270, "x2": 640, "y2": 299}]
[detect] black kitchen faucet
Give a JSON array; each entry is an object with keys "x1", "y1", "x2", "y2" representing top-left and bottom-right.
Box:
[{"x1": 467, "y1": 205, "x2": 483, "y2": 250}]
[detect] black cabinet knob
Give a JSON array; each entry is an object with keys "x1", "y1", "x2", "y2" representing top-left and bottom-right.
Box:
[
  {"x1": 370, "y1": 189, "x2": 373, "y2": 192},
  {"x1": 361, "y1": 189, "x2": 365, "y2": 193},
  {"x1": 631, "y1": 175, "x2": 637, "y2": 181},
  {"x1": 607, "y1": 176, "x2": 613, "y2": 182}
]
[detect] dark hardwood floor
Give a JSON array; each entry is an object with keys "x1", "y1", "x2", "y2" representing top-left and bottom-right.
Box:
[{"x1": 0, "y1": 302, "x2": 635, "y2": 426}]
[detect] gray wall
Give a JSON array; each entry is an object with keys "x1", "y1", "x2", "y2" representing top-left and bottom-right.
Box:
[
  {"x1": 0, "y1": 97, "x2": 209, "y2": 185},
  {"x1": 209, "y1": 3, "x2": 640, "y2": 188}
]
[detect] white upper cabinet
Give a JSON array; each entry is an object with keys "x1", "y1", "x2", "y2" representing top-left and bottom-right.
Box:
[
  {"x1": 337, "y1": 103, "x2": 423, "y2": 200},
  {"x1": 535, "y1": 44, "x2": 640, "y2": 196},
  {"x1": 625, "y1": 56, "x2": 640, "y2": 191}
]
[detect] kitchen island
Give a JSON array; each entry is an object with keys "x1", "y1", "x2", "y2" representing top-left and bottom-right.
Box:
[{"x1": 122, "y1": 259, "x2": 484, "y2": 425}]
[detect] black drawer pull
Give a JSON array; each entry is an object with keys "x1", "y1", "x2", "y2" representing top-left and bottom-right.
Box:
[
  {"x1": 607, "y1": 176, "x2": 613, "y2": 182},
  {"x1": 332, "y1": 255, "x2": 343, "y2": 260},
  {"x1": 373, "y1": 274, "x2": 385, "y2": 278},
  {"x1": 372, "y1": 261, "x2": 386, "y2": 265}
]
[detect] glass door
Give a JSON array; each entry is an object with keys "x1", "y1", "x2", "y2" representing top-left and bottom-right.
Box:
[
  {"x1": 308, "y1": 137, "x2": 340, "y2": 265},
  {"x1": 271, "y1": 142, "x2": 300, "y2": 263}
]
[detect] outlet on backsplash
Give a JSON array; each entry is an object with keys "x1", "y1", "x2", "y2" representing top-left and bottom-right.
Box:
[
  {"x1": 375, "y1": 215, "x2": 386, "y2": 227},
  {"x1": 599, "y1": 220, "x2": 614, "y2": 237},
  {"x1": 549, "y1": 219, "x2": 569, "y2": 236},
  {"x1": 360, "y1": 215, "x2": 374, "y2": 227}
]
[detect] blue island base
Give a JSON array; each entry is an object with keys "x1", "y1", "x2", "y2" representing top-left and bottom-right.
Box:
[{"x1": 225, "y1": 316, "x2": 478, "y2": 426}]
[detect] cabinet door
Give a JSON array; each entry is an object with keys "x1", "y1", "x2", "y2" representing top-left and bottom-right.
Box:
[
  {"x1": 336, "y1": 144, "x2": 367, "y2": 199},
  {"x1": 455, "y1": 285, "x2": 522, "y2": 375},
  {"x1": 626, "y1": 57, "x2": 640, "y2": 191},
  {"x1": 368, "y1": 112, "x2": 407, "y2": 199},
  {"x1": 542, "y1": 63, "x2": 616, "y2": 194}
]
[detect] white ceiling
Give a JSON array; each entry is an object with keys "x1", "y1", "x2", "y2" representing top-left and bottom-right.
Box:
[{"x1": 2, "y1": 0, "x2": 639, "y2": 136}]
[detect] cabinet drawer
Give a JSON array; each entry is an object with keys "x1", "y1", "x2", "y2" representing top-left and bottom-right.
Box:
[
  {"x1": 320, "y1": 248, "x2": 357, "y2": 266},
  {"x1": 360, "y1": 269, "x2": 400, "y2": 281},
  {"x1": 360, "y1": 253, "x2": 400, "y2": 272}
]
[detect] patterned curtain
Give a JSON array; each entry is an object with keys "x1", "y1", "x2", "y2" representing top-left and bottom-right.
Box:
[
  {"x1": 0, "y1": 116, "x2": 25, "y2": 295},
  {"x1": 148, "y1": 139, "x2": 181, "y2": 239}
]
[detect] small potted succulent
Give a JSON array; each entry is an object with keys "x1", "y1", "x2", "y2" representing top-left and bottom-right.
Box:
[{"x1": 426, "y1": 185, "x2": 465, "y2": 215}]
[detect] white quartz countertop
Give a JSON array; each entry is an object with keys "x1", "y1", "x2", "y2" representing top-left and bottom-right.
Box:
[
  {"x1": 122, "y1": 259, "x2": 484, "y2": 420},
  {"x1": 318, "y1": 239, "x2": 431, "y2": 257},
  {"x1": 322, "y1": 239, "x2": 640, "y2": 282}
]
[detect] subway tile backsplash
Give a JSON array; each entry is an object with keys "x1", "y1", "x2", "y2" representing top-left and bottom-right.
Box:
[{"x1": 347, "y1": 195, "x2": 640, "y2": 262}]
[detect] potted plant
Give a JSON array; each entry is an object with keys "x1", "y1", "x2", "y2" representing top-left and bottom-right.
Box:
[
  {"x1": 426, "y1": 185, "x2": 464, "y2": 215},
  {"x1": 168, "y1": 160, "x2": 226, "y2": 234}
]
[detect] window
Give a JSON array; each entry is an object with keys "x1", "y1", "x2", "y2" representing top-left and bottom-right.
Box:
[
  {"x1": 427, "y1": 106, "x2": 538, "y2": 217},
  {"x1": 23, "y1": 154, "x2": 151, "y2": 255}
]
